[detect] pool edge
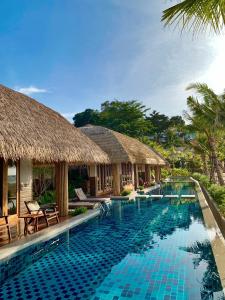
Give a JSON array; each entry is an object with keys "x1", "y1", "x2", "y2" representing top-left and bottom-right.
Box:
[
  {"x1": 0, "y1": 209, "x2": 100, "y2": 262},
  {"x1": 192, "y1": 178, "x2": 225, "y2": 293}
]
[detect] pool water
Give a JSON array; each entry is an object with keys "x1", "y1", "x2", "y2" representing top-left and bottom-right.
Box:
[{"x1": 0, "y1": 183, "x2": 224, "y2": 300}]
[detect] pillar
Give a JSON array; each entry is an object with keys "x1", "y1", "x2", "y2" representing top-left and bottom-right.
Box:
[
  {"x1": 55, "y1": 162, "x2": 68, "y2": 217},
  {"x1": 19, "y1": 159, "x2": 33, "y2": 216},
  {"x1": 145, "y1": 165, "x2": 150, "y2": 185},
  {"x1": 154, "y1": 166, "x2": 161, "y2": 183},
  {"x1": 0, "y1": 159, "x2": 8, "y2": 216},
  {"x1": 112, "y1": 163, "x2": 121, "y2": 196},
  {"x1": 89, "y1": 164, "x2": 97, "y2": 196}
]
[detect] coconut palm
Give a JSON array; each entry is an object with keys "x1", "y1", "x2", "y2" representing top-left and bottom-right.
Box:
[
  {"x1": 184, "y1": 83, "x2": 225, "y2": 185},
  {"x1": 162, "y1": 0, "x2": 225, "y2": 34}
]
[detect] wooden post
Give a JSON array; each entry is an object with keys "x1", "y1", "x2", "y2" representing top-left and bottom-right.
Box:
[
  {"x1": 55, "y1": 162, "x2": 68, "y2": 217},
  {"x1": 112, "y1": 163, "x2": 121, "y2": 196},
  {"x1": 131, "y1": 164, "x2": 135, "y2": 188},
  {"x1": 145, "y1": 165, "x2": 150, "y2": 185},
  {"x1": 154, "y1": 166, "x2": 160, "y2": 183},
  {"x1": 1, "y1": 159, "x2": 8, "y2": 216},
  {"x1": 89, "y1": 164, "x2": 97, "y2": 196}
]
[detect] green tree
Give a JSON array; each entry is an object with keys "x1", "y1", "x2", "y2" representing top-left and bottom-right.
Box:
[
  {"x1": 99, "y1": 100, "x2": 151, "y2": 138},
  {"x1": 185, "y1": 83, "x2": 225, "y2": 185},
  {"x1": 162, "y1": 0, "x2": 225, "y2": 34},
  {"x1": 147, "y1": 111, "x2": 170, "y2": 142},
  {"x1": 73, "y1": 109, "x2": 100, "y2": 127}
]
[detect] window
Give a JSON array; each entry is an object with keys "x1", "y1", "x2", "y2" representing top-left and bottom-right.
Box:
[{"x1": 8, "y1": 160, "x2": 17, "y2": 215}]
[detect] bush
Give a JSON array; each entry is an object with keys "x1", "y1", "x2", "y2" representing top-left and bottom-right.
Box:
[
  {"x1": 68, "y1": 183, "x2": 76, "y2": 199},
  {"x1": 39, "y1": 190, "x2": 56, "y2": 205},
  {"x1": 121, "y1": 189, "x2": 132, "y2": 196},
  {"x1": 192, "y1": 172, "x2": 225, "y2": 217},
  {"x1": 171, "y1": 168, "x2": 190, "y2": 177},
  {"x1": 192, "y1": 173, "x2": 211, "y2": 189},
  {"x1": 69, "y1": 207, "x2": 87, "y2": 216},
  {"x1": 138, "y1": 186, "x2": 144, "y2": 190},
  {"x1": 161, "y1": 168, "x2": 170, "y2": 179}
]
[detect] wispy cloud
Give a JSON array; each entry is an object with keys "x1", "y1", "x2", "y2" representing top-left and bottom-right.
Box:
[{"x1": 16, "y1": 86, "x2": 47, "y2": 96}]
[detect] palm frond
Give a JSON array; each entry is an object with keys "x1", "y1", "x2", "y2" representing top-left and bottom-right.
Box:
[{"x1": 162, "y1": 0, "x2": 225, "y2": 34}]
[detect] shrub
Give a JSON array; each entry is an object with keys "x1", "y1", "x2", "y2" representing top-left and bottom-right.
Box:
[
  {"x1": 69, "y1": 207, "x2": 87, "y2": 216},
  {"x1": 39, "y1": 190, "x2": 56, "y2": 205},
  {"x1": 192, "y1": 173, "x2": 211, "y2": 188},
  {"x1": 121, "y1": 189, "x2": 132, "y2": 196},
  {"x1": 161, "y1": 168, "x2": 170, "y2": 179},
  {"x1": 192, "y1": 172, "x2": 225, "y2": 217},
  {"x1": 138, "y1": 186, "x2": 144, "y2": 190},
  {"x1": 171, "y1": 168, "x2": 190, "y2": 177},
  {"x1": 68, "y1": 183, "x2": 76, "y2": 199}
]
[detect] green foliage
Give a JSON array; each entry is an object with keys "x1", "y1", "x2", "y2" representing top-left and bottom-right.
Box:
[
  {"x1": 39, "y1": 190, "x2": 56, "y2": 205},
  {"x1": 192, "y1": 172, "x2": 225, "y2": 217},
  {"x1": 73, "y1": 109, "x2": 100, "y2": 127},
  {"x1": 161, "y1": 168, "x2": 170, "y2": 179},
  {"x1": 138, "y1": 186, "x2": 144, "y2": 191},
  {"x1": 171, "y1": 168, "x2": 190, "y2": 177},
  {"x1": 99, "y1": 100, "x2": 151, "y2": 138},
  {"x1": 68, "y1": 183, "x2": 76, "y2": 199},
  {"x1": 192, "y1": 173, "x2": 211, "y2": 189},
  {"x1": 121, "y1": 189, "x2": 132, "y2": 196},
  {"x1": 162, "y1": 0, "x2": 225, "y2": 35},
  {"x1": 69, "y1": 207, "x2": 88, "y2": 216}
]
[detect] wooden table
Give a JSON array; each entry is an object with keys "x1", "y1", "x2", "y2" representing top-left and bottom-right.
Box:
[{"x1": 19, "y1": 213, "x2": 44, "y2": 235}]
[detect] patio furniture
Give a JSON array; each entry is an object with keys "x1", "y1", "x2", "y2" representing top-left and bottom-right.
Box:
[
  {"x1": 74, "y1": 188, "x2": 111, "y2": 211},
  {"x1": 19, "y1": 213, "x2": 45, "y2": 235},
  {"x1": 0, "y1": 215, "x2": 12, "y2": 242},
  {"x1": 69, "y1": 201, "x2": 101, "y2": 210},
  {"x1": 75, "y1": 188, "x2": 110, "y2": 204},
  {"x1": 24, "y1": 200, "x2": 59, "y2": 227}
]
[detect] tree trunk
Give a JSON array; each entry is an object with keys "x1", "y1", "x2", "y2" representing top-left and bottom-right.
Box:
[
  {"x1": 209, "y1": 137, "x2": 224, "y2": 185},
  {"x1": 201, "y1": 153, "x2": 209, "y2": 176}
]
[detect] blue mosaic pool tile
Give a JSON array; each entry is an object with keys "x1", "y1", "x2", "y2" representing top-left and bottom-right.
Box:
[{"x1": 0, "y1": 183, "x2": 224, "y2": 299}]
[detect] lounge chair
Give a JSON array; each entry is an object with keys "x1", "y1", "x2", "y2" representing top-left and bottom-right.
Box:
[
  {"x1": 74, "y1": 188, "x2": 110, "y2": 204},
  {"x1": 69, "y1": 201, "x2": 101, "y2": 210},
  {"x1": 24, "y1": 200, "x2": 59, "y2": 227},
  {"x1": 0, "y1": 214, "x2": 11, "y2": 242}
]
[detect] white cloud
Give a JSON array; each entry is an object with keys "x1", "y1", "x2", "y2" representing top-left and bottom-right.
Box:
[{"x1": 16, "y1": 86, "x2": 47, "y2": 96}]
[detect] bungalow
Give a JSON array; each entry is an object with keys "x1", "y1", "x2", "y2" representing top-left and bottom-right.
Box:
[
  {"x1": 80, "y1": 125, "x2": 166, "y2": 195},
  {"x1": 0, "y1": 84, "x2": 109, "y2": 223}
]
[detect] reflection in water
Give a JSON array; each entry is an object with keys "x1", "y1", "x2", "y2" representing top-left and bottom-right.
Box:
[
  {"x1": 180, "y1": 240, "x2": 223, "y2": 299},
  {"x1": 0, "y1": 183, "x2": 224, "y2": 300}
]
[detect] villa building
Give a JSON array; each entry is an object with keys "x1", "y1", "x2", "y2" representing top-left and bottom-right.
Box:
[
  {"x1": 80, "y1": 125, "x2": 166, "y2": 195},
  {"x1": 0, "y1": 85, "x2": 109, "y2": 221}
]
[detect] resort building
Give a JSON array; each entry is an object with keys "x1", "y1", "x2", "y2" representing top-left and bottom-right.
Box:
[
  {"x1": 80, "y1": 125, "x2": 166, "y2": 195},
  {"x1": 0, "y1": 85, "x2": 110, "y2": 222}
]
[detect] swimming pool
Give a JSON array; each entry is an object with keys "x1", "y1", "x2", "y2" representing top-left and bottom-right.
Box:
[{"x1": 0, "y1": 183, "x2": 224, "y2": 300}]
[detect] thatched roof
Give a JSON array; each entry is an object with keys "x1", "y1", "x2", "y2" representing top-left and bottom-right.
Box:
[
  {"x1": 80, "y1": 125, "x2": 166, "y2": 165},
  {"x1": 0, "y1": 85, "x2": 109, "y2": 164}
]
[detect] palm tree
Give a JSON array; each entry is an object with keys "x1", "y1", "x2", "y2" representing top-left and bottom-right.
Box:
[
  {"x1": 185, "y1": 83, "x2": 225, "y2": 185},
  {"x1": 162, "y1": 0, "x2": 225, "y2": 34}
]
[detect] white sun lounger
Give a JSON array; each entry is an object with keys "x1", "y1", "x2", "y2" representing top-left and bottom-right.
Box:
[
  {"x1": 150, "y1": 195, "x2": 164, "y2": 198},
  {"x1": 180, "y1": 195, "x2": 195, "y2": 198}
]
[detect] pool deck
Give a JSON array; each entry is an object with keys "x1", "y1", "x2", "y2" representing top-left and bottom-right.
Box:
[
  {"x1": 0, "y1": 209, "x2": 100, "y2": 262},
  {"x1": 193, "y1": 178, "x2": 225, "y2": 293}
]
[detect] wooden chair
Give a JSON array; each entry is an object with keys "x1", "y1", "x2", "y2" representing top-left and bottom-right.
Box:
[
  {"x1": 0, "y1": 215, "x2": 12, "y2": 242},
  {"x1": 24, "y1": 200, "x2": 59, "y2": 227}
]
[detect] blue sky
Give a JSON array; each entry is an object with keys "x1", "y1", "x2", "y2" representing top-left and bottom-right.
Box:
[{"x1": 0, "y1": 0, "x2": 224, "y2": 121}]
